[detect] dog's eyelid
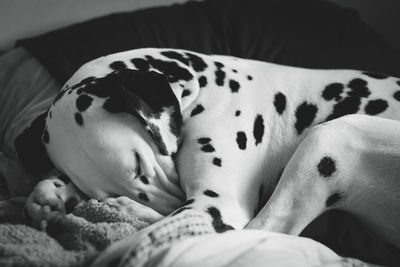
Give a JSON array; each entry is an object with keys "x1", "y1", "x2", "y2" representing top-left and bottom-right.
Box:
[{"x1": 134, "y1": 152, "x2": 142, "y2": 178}]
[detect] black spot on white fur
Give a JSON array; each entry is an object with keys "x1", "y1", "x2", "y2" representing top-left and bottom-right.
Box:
[
  {"x1": 138, "y1": 192, "x2": 149, "y2": 202},
  {"x1": 198, "y1": 137, "x2": 211, "y2": 144},
  {"x1": 185, "y1": 52, "x2": 208, "y2": 72},
  {"x1": 212, "y1": 157, "x2": 222, "y2": 167},
  {"x1": 317, "y1": 156, "x2": 336, "y2": 178},
  {"x1": 235, "y1": 110, "x2": 241, "y2": 116},
  {"x1": 274, "y1": 92, "x2": 286, "y2": 114},
  {"x1": 145, "y1": 55, "x2": 194, "y2": 83},
  {"x1": 326, "y1": 97, "x2": 361, "y2": 121},
  {"x1": 207, "y1": 207, "x2": 234, "y2": 233},
  {"x1": 182, "y1": 89, "x2": 191, "y2": 97},
  {"x1": 253, "y1": 114, "x2": 264, "y2": 145},
  {"x1": 229, "y1": 79, "x2": 240, "y2": 93},
  {"x1": 76, "y1": 94, "x2": 93, "y2": 112},
  {"x1": 201, "y1": 144, "x2": 215, "y2": 153},
  {"x1": 131, "y1": 58, "x2": 150, "y2": 71},
  {"x1": 161, "y1": 51, "x2": 189, "y2": 66},
  {"x1": 365, "y1": 99, "x2": 388, "y2": 115},
  {"x1": 326, "y1": 192, "x2": 343, "y2": 207},
  {"x1": 236, "y1": 131, "x2": 247, "y2": 150},
  {"x1": 393, "y1": 91, "x2": 400, "y2": 101},
  {"x1": 363, "y1": 71, "x2": 389, "y2": 80},
  {"x1": 199, "y1": 76, "x2": 207, "y2": 88},
  {"x1": 191, "y1": 104, "x2": 204, "y2": 117},
  {"x1": 215, "y1": 62, "x2": 226, "y2": 86},
  {"x1": 294, "y1": 102, "x2": 318, "y2": 135},
  {"x1": 322, "y1": 83, "x2": 344, "y2": 101},
  {"x1": 140, "y1": 175, "x2": 149, "y2": 184},
  {"x1": 247, "y1": 75, "x2": 253, "y2": 81},
  {"x1": 74, "y1": 113, "x2": 83, "y2": 126},
  {"x1": 347, "y1": 78, "x2": 370, "y2": 98},
  {"x1": 109, "y1": 61, "x2": 127, "y2": 71},
  {"x1": 204, "y1": 190, "x2": 219, "y2": 197}
]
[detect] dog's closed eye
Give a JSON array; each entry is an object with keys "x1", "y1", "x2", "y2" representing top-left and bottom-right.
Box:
[{"x1": 134, "y1": 152, "x2": 142, "y2": 178}]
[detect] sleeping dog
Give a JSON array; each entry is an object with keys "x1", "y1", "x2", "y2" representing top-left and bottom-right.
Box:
[{"x1": 17, "y1": 48, "x2": 400, "y2": 249}]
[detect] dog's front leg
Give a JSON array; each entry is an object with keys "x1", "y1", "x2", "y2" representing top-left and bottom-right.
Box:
[{"x1": 247, "y1": 115, "x2": 400, "y2": 249}]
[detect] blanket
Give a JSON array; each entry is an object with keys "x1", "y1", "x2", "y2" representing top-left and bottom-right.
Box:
[{"x1": 0, "y1": 198, "x2": 148, "y2": 267}]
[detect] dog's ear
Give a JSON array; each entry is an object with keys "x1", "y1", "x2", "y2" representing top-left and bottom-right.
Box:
[
  {"x1": 14, "y1": 111, "x2": 54, "y2": 179},
  {"x1": 96, "y1": 69, "x2": 183, "y2": 155}
]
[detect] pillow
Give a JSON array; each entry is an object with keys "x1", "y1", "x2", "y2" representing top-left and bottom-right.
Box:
[{"x1": 17, "y1": 0, "x2": 400, "y2": 85}]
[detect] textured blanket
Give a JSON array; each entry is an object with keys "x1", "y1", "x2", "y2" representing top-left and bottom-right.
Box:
[{"x1": 0, "y1": 198, "x2": 148, "y2": 267}]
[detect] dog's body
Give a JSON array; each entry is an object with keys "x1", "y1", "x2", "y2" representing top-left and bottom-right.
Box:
[{"x1": 23, "y1": 48, "x2": 400, "y2": 249}]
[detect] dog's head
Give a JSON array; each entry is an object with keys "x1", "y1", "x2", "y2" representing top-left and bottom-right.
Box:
[{"x1": 15, "y1": 69, "x2": 185, "y2": 217}]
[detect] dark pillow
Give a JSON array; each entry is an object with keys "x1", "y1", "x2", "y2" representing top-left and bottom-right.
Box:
[{"x1": 17, "y1": 0, "x2": 400, "y2": 85}]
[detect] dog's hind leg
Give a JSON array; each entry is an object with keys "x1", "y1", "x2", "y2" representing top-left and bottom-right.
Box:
[{"x1": 246, "y1": 114, "x2": 400, "y2": 249}]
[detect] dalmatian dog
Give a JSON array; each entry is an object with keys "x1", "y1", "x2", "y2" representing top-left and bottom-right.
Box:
[{"x1": 16, "y1": 48, "x2": 400, "y2": 250}]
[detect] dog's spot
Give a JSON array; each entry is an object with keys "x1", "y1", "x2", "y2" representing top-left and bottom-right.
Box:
[
  {"x1": 145, "y1": 55, "x2": 194, "y2": 83},
  {"x1": 235, "y1": 110, "x2": 241, "y2": 116},
  {"x1": 247, "y1": 75, "x2": 253, "y2": 81},
  {"x1": 274, "y1": 92, "x2": 286, "y2": 115},
  {"x1": 74, "y1": 113, "x2": 83, "y2": 126},
  {"x1": 182, "y1": 89, "x2": 191, "y2": 97},
  {"x1": 347, "y1": 78, "x2": 370, "y2": 98},
  {"x1": 204, "y1": 190, "x2": 219, "y2": 197},
  {"x1": 138, "y1": 192, "x2": 150, "y2": 202},
  {"x1": 161, "y1": 51, "x2": 189, "y2": 65},
  {"x1": 326, "y1": 97, "x2": 361, "y2": 121},
  {"x1": 198, "y1": 137, "x2": 211, "y2": 144},
  {"x1": 215, "y1": 62, "x2": 226, "y2": 86},
  {"x1": 207, "y1": 207, "x2": 234, "y2": 233},
  {"x1": 294, "y1": 102, "x2": 318, "y2": 135},
  {"x1": 215, "y1": 62, "x2": 224, "y2": 68},
  {"x1": 393, "y1": 91, "x2": 400, "y2": 101},
  {"x1": 317, "y1": 156, "x2": 336, "y2": 178},
  {"x1": 42, "y1": 128, "x2": 50, "y2": 144},
  {"x1": 191, "y1": 104, "x2": 205, "y2": 117},
  {"x1": 171, "y1": 206, "x2": 192, "y2": 216},
  {"x1": 232, "y1": 69, "x2": 237, "y2": 73},
  {"x1": 365, "y1": 99, "x2": 388, "y2": 115},
  {"x1": 199, "y1": 76, "x2": 208, "y2": 88},
  {"x1": 140, "y1": 175, "x2": 149, "y2": 184},
  {"x1": 76, "y1": 94, "x2": 93, "y2": 112},
  {"x1": 363, "y1": 71, "x2": 389, "y2": 79},
  {"x1": 201, "y1": 144, "x2": 215, "y2": 153},
  {"x1": 131, "y1": 58, "x2": 150, "y2": 71},
  {"x1": 326, "y1": 192, "x2": 343, "y2": 207},
  {"x1": 236, "y1": 131, "x2": 247, "y2": 150},
  {"x1": 185, "y1": 52, "x2": 208, "y2": 72},
  {"x1": 49, "y1": 111, "x2": 52, "y2": 118},
  {"x1": 322, "y1": 83, "x2": 344, "y2": 101},
  {"x1": 103, "y1": 97, "x2": 124, "y2": 114},
  {"x1": 212, "y1": 157, "x2": 222, "y2": 167},
  {"x1": 253, "y1": 114, "x2": 264, "y2": 145},
  {"x1": 109, "y1": 61, "x2": 127, "y2": 71},
  {"x1": 229, "y1": 79, "x2": 240, "y2": 93}
]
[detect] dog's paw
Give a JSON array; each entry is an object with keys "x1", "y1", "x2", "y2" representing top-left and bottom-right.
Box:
[
  {"x1": 25, "y1": 176, "x2": 83, "y2": 230},
  {"x1": 104, "y1": 196, "x2": 164, "y2": 224}
]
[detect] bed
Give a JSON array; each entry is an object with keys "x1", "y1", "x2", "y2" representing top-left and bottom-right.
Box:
[{"x1": 0, "y1": 0, "x2": 399, "y2": 266}]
